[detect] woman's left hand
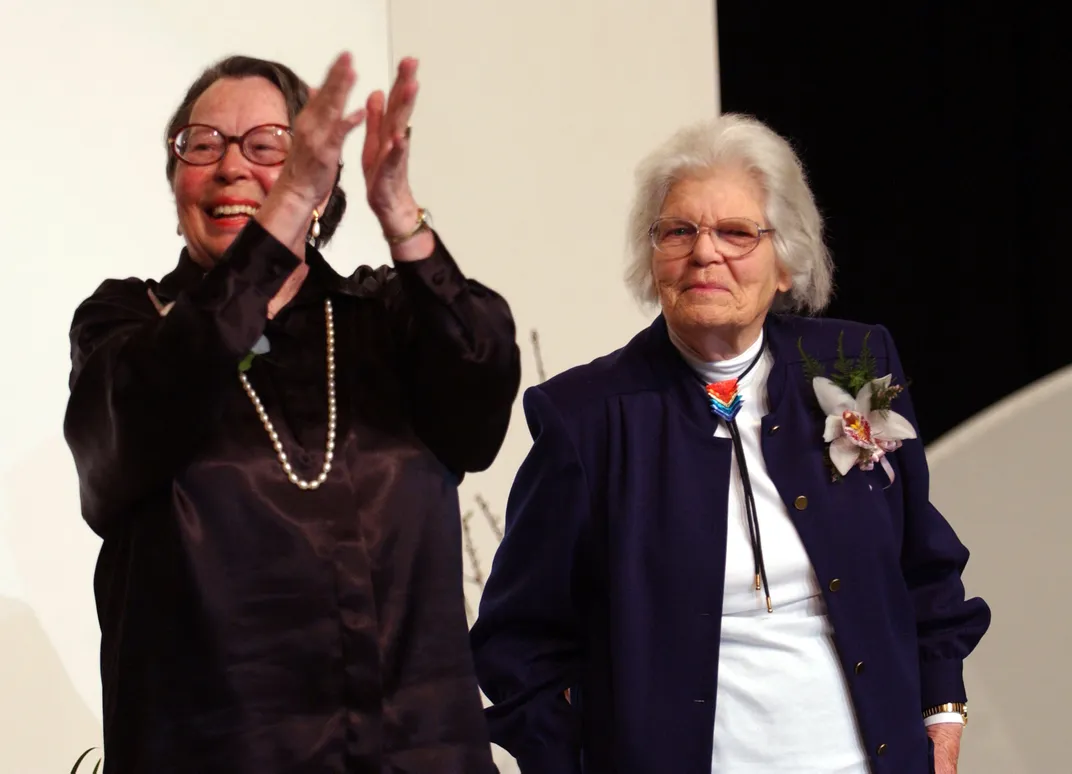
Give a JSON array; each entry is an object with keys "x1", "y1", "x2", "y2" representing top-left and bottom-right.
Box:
[
  {"x1": 362, "y1": 57, "x2": 426, "y2": 255},
  {"x1": 928, "y1": 723, "x2": 962, "y2": 774}
]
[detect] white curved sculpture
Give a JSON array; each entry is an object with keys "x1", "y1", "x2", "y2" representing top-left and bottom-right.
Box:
[{"x1": 926, "y1": 364, "x2": 1072, "y2": 773}]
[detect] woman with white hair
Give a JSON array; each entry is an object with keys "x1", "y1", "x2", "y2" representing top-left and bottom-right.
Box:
[{"x1": 470, "y1": 113, "x2": 990, "y2": 774}]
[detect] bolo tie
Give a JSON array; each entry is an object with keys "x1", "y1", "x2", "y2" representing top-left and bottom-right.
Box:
[{"x1": 701, "y1": 332, "x2": 773, "y2": 613}]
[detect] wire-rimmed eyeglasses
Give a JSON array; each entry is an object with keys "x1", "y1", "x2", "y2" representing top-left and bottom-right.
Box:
[
  {"x1": 649, "y1": 217, "x2": 775, "y2": 259},
  {"x1": 168, "y1": 123, "x2": 293, "y2": 167}
]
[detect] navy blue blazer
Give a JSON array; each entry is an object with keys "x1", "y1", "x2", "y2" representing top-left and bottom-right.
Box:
[{"x1": 470, "y1": 313, "x2": 990, "y2": 774}]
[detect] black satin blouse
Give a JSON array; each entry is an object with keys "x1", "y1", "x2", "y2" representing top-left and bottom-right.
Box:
[{"x1": 63, "y1": 221, "x2": 520, "y2": 774}]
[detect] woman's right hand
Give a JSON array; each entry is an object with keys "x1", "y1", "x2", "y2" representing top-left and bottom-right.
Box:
[
  {"x1": 274, "y1": 52, "x2": 367, "y2": 211},
  {"x1": 254, "y1": 52, "x2": 366, "y2": 264}
]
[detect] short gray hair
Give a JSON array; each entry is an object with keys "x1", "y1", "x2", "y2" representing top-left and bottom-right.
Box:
[{"x1": 624, "y1": 113, "x2": 833, "y2": 314}]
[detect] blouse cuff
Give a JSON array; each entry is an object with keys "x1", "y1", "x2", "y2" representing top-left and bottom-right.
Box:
[
  {"x1": 391, "y1": 231, "x2": 469, "y2": 305},
  {"x1": 923, "y1": 712, "x2": 965, "y2": 727},
  {"x1": 190, "y1": 218, "x2": 302, "y2": 308}
]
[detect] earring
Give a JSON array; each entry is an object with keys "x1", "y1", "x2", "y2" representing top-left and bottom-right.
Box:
[
  {"x1": 308, "y1": 209, "x2": 321, "y2": 247},
  {"x1": 176, "y1": 224, "x2": 183, "y2": 236}
]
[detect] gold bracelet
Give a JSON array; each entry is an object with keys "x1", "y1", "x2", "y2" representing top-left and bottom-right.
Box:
[
  {"x1": 923, "y1": 702, "x2": 968, "y2": 725},
  {"x1": 385, "y1": 208, "x2": 432, "y2": 246}
]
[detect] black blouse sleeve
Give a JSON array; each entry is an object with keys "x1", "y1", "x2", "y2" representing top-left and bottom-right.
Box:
[
  {"x1": 63, "y1": 221, "x2": 301, "y2": 536},
  {"x1": 386, "y1": 232, "x2": 522, "y2": 475}
]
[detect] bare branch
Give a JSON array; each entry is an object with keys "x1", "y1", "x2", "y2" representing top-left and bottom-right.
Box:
[
  {"x1": 531, "y1": 329, "x2": 547, "y2": 383},
  {"x1": 475, "y1": 494, "x2": 505, "y2": 542},
  {"x1": 460, "y1": 506, "x2": 485, "y2": 586}
]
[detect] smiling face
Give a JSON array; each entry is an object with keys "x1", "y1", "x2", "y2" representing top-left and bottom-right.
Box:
[
  {"x1": 172, "y1": 76, "x2": 289, "y2": 268},
  {"x1": 652, "y1": 166, "x2": 791, "y2": 358}
]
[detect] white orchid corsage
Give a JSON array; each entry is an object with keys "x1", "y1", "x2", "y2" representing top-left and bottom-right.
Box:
[
  {"x1": 147, "y1": 287, "x2": 269, "y2": 372},
  {"x1": 799, "y1": 331, "x2": 917, "y2": 484}
]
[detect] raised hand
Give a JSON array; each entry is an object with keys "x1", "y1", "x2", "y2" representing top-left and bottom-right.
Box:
[
  {"x1": 275, "y1": 52, "x2": 367, "y2": 211},
  {"x1": 362, "y1": 57, "x2": 421, "y2": 237}
]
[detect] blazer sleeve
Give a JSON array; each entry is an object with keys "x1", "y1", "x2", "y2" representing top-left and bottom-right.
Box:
[
  {"x1": 879, "y1": 324, "x2": 992, "y2": 708},
  {"x1": 63, "y1": 221, "x2": 301, "y2": 536},
  {"x1": 469, "y1": 386, "x2": 585, "y2": 774},
  {"x1": 386, "y1": 232, "x2": 521, "y2": 475}
]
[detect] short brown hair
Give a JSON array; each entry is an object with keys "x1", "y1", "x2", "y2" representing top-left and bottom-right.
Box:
[{"x1": 164, "y1": 55, "x2": 347, "y2": 247}]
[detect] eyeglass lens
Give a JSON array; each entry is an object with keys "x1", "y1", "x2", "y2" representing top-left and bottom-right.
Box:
[
  {"x1": 652, "y1": 217, "x2": 762, "y2": 257},
  {"x1": 172, "y1": 125, "x2": 292, "y2": 166}
]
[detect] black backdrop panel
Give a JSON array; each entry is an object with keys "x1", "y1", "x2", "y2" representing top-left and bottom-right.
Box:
[{"x1": 716, "y1": 2, "x2": 1069, "y2": 442}]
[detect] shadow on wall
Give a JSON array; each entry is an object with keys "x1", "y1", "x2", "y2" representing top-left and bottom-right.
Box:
[
  {"x1": 0, "y1": 595, "x2": 101, "y2": 771},
  {"x1": 3, "y1": 435, "x2": 103, "y2": 718},
  {"x1": 926, "y1": 364, "x2": 1072, "y2": 774}
]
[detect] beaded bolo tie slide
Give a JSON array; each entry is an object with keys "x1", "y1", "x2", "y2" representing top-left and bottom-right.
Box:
[{"x1": 705, "y1": 379, "x2": 744, "y2": 423}]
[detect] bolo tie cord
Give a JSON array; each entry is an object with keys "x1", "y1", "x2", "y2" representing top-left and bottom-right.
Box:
[
  {"x1": 699, "y1": 331, "x2": 773, "y2": 613},
  {"x1": 726, "y1": 418, "x2": 772, "y2": 612}
]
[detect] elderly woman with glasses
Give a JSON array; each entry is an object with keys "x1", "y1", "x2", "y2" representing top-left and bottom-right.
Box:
[
  {"x1": 470, "y1": 114, "x2": 989, "y2": 774},
  {"x1": 62, "y1": 52, "x2": 518, "y2": 774}
]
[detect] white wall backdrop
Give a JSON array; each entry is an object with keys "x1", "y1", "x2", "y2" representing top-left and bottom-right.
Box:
[{"x1": 0, "y1": 1, "x2": 390, "y2": 769}]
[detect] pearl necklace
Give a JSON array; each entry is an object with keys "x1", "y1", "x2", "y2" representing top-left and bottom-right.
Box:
[{"x1": 238, "y1": 298, "x2": 336, "y2": 490}]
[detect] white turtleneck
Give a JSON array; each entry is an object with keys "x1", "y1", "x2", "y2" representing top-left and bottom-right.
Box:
[{"x1": 669, "y1": 327, "x2": 871, "y2": 773}]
